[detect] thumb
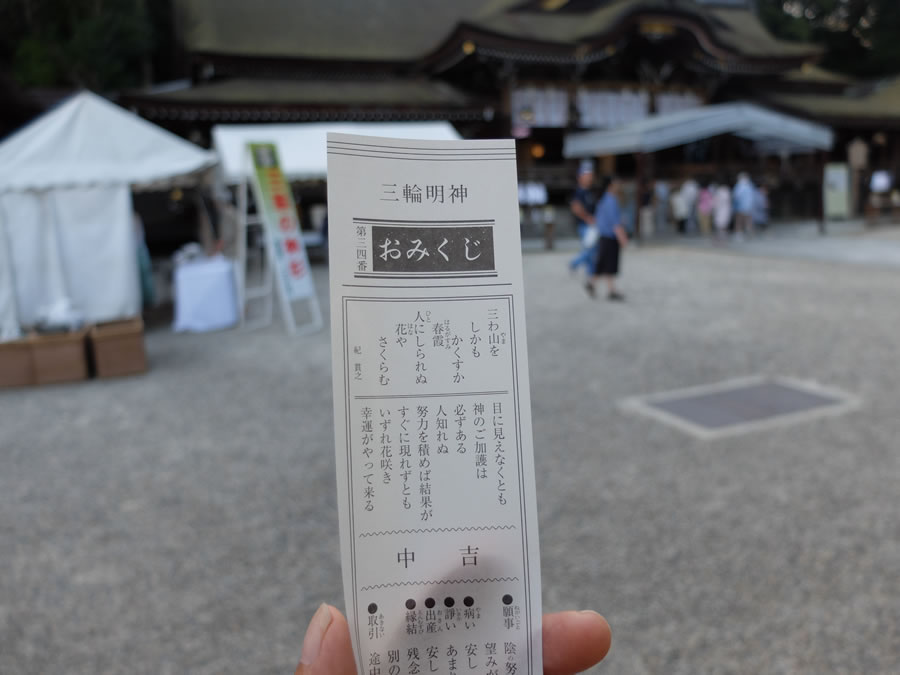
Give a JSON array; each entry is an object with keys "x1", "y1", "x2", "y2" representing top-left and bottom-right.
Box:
[{"x1": 295, "y1": 604, "x2": 357, "y2": 675}]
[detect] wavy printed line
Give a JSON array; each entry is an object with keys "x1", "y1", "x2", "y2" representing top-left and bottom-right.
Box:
[
  {"x1": 360, "y1": 577, "x2": 519, "y2": 591},
  {"x1": 359, "y1": 525, "x2": 516, "y2": 537}
]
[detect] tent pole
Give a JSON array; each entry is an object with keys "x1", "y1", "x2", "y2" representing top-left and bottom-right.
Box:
[{"x1": 0, "y1": 199, "x2": 23, "y2": 339}]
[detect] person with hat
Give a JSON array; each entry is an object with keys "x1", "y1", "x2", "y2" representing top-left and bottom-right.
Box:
[{"x1": 568, "y1": 161, "x2": 599, "y2": 277}]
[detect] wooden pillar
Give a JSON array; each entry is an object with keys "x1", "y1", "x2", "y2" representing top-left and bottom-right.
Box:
[{"x1": 634, "y1": 151, "x2": 646, "y2": 240}]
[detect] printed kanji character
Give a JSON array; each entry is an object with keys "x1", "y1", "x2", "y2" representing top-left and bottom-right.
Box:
[
  {"x1": 450, "y1": 184, "x2": 468, "y2": 203},
  {"x1": 402, "y1": 184, "x2": 422, "y2": 203}
]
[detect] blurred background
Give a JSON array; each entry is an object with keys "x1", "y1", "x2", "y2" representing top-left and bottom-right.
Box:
[{"x1": 2, "y1": 1, "x2": 900, "y2": 673}]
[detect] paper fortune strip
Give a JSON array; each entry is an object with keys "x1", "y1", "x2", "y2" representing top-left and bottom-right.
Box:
[{"x1": 327, "y1": 134, "x2": 542, "y2": 675}]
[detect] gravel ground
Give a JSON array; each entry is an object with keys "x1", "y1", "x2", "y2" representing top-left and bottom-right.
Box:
[{"x1": 2, "y1": 243, "x2": 900, "y2": 674}]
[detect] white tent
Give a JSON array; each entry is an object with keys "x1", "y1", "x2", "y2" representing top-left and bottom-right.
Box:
[
  {"x1": 212, "y1": 122, "x2": 462, "y2": 184},
  {"x1": 0, "y1": 91, "x2": 216, "y2": 332},
  {"x1": 563, "y1": 102, "x2": 833, "y2": 157}
]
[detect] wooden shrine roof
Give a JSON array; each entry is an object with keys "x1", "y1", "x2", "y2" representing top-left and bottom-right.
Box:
[{"x1": 175, "y1": 0, "x2": 818, "y2": 67}]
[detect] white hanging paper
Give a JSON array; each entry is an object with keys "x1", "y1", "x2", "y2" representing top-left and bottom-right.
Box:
[{"x1": 327, "y1": 134, "x2": 543, "y2": 675}]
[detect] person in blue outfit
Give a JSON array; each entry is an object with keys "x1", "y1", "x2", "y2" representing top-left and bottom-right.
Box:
[
  {"x1": 586, "y1": 176, "x2": 628, "y2": 301},
  {"x1": 568, "y1": 161, "x2": 598, "y2": 276},
  {"x1": 752, "y1": 183, "x2": 769, "y2": 232},
  {"x1": 733, "y1": 172, "x2": 755, "y2": 238}
]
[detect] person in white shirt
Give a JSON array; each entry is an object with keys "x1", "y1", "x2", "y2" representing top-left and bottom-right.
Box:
[
  {"x1": 670, "y1": 189, "x2": 688, "y2": 233},
  {"x1": 713, "y1": 182, "x2": 732, "y2": 239}
]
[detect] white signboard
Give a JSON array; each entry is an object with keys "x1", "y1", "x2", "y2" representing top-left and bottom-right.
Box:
[
  {"x1": 511, "y1": 86, "x2": 569, "y2": 127},
  {"x1": 327, "y1": 134, "x2": 543, "y2": 675},
  {"x1": 824, "y1": 162, "x2": 850, "y2": 220},
  {"x1": 655, "y1": 91, "x2": 703, "y2": 116},
  {"x1": 576, "y1": 88, "x2": 650, "y2": 128}
]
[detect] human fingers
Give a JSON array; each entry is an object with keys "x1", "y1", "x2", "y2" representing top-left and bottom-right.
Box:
[
  {"x1": 542, "y1": 610, "x2": 612, "y2": 675},
  {"x1": 295, "y1": 606, "x2": 611, "y2": 675},
  {"x1": 295, "y1": 604, "x2": 357, "y2": 675}
]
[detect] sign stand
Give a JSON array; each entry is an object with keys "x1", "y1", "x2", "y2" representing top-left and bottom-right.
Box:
[
  {"x1": 235, "y1": 143, "x2": 322, "y2": 335},
  {"x1": 235, "y1": 175, "x2": 274, "y2": 331}
]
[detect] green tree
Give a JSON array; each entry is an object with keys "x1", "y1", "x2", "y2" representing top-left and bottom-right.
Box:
[
  {"x1": 0, "y1": 0, "x2": 164, "y2": 90},
  {"x1": 758, "y1": 0, "x2": 900, "y2": 78}
]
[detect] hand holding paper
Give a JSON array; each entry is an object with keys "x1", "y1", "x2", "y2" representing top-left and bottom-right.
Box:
[{"x1": 295, "y1": 605, "x2": 611, "y2": 675}]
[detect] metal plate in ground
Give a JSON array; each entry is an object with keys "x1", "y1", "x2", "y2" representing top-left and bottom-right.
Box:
[{"x1": 620, "y1": 376, "x2": 860, "y2": 439}]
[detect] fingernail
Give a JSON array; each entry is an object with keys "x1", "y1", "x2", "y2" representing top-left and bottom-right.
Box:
[
  {"x1": 301, "y1": 603, "x2": 334, "y2": 665},
  {"x1": 578, "y1": 609, "x2": 602, "y2": 616}
]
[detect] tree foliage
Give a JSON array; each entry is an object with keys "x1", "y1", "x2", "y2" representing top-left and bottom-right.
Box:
[
  {"x1": 758, "y1": 0, "x2": 900, "y2": 78},
  {"x1": 0, "y1": 0, "x2": 170, "y2": 90}
]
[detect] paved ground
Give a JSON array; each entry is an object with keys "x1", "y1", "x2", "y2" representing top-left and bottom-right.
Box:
[
  {"x1": 675, "y1": 220, "x2": 900, "y2": 269},
  {"x1": 3, "y1": 235, "x2": 900, "y2": 674}
]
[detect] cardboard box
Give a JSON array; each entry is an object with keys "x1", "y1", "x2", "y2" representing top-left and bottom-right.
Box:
[
  {"x1": 89, "y1": 317, "x2": 147, "y2": 378},
  {"x1": 0, "y1": 338, "x2": 34, "y2": 388},
  {"x1": 31, "y1": 330, "x2": 89, "y2": 385}
]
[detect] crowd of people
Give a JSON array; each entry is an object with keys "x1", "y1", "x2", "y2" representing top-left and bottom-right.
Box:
[
  {"x1": 568, "y1": 163, "x2": 772, "y2": 301},
  {"x1": 642, "y1": 172, "x2": 770, "y2": 240}
]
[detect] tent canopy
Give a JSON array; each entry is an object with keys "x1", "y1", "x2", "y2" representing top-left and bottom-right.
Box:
[
  {"x1": 0, "y1": 90, "x2": 216, "y2": 192},
  {"x1": 563, "y1": 102, "x2": 833, "y2": 158},
  {"x1": 0, "y1": 90, "x2": 216, "y2": 329},
  {"x1": 212, "y1": 121, "x2": 462, "y2": 184}
]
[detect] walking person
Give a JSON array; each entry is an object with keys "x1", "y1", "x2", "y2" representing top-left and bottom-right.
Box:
[
  {"x1": 568, "y1": 161, "x2": 598, "y2": 277},
  {"x1": 752, "y1": 183, "x2": 769, "y2": 232},
  {"x1": 680, "y1": 176, "x2": 700, "y2": 234},
  {"x1": 585, "y1": 176, "x2": 628, "y2": 301},
  {"x1": 733, "y1": 172, "x2": 755, "y2": 238},
  {"x1": 670, "y1": 185, "x2": 688, "y2": 234},
  {"x1": 654, "y1": 178, "x2": 670, "y2": 234},
  {"x1": 697, "y1": 181, "x2": 714, "y2": 236},
  {"x1": 638, "y1": 177, "x2": 655, "y2": 238},
  {"x1": 713, "y1": 181, "x2": 732, "y2": 241}
]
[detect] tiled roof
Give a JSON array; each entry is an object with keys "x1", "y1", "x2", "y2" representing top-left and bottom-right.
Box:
[
  {"x1": 144, "y1": 78, "x2": 473, "y2": 107},
  {"x1": 765, "y1": 76, "x2": 900, "y2": 124},
  {"x1": 175, "y1": 0, "x2": 816, "y2": 63}
]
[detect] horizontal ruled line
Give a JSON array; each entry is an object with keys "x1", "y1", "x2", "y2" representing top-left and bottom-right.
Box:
[
  {"x1": 342, "y1": 282, "x2": 513, "y2": 289},
  {"x1": 354, "y1": 274, "x2": 498, "y2": 279},
  {"x1": 328, "y1": 148, "x2": 516, "y2": 157},
  {"x1": 359, "y1": 525, "x2": 517, "y2": 538},
  {"x1": 360, "y1": 577, "x2": 519, "y2": 591},
  {"x1": 356, "y1": 271, "x2": 494, "y2": 276},
  {"x1": 328, "y1": 140, "x2": 513, "y2": 152},
  {"x1": 354, "y1": 390, "x2": 508, "y2": 400},
  {"x1": 327, "y1": 152, "x2": 515, "y2": 162},
  {"x1": 327, "y1": 145, "x2": 515, "y2": 157},
  {"x1": 353, "y1": 218, "x2": 494, "y2": 225}
]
